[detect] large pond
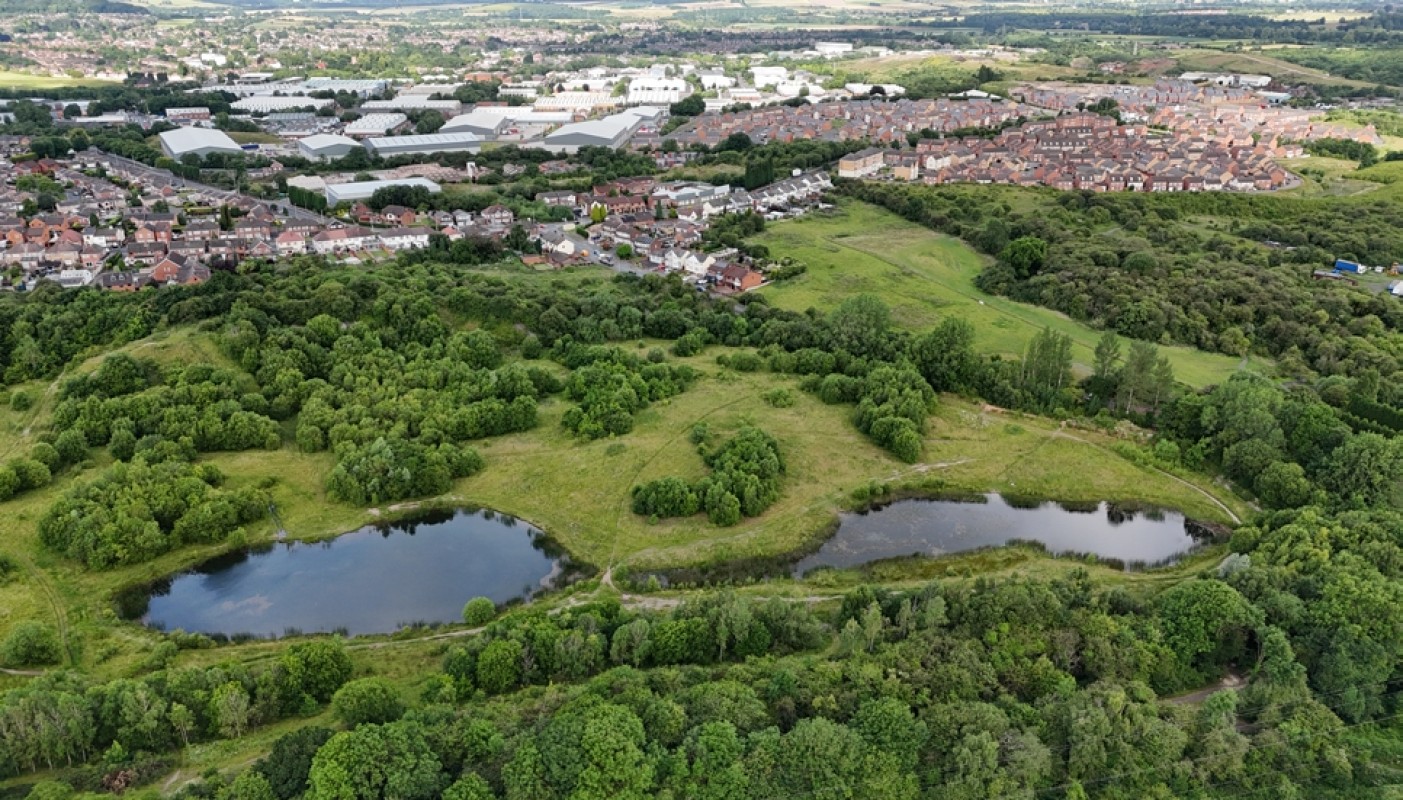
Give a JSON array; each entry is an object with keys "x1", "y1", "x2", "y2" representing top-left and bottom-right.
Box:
[
  {"x1": 123, "y1": 508, "x2": 563, "y2": 637},
  {"x1": 791, "y1": 494, "x2": 1207, "y2": 577}
]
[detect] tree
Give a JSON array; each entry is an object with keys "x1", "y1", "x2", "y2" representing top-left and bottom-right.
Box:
[
  {"x1": 306, "y1": 722, "x2": 443, "y2": 800},
  {"x1": 1, "y1": 621, "x2": 61, "y2": 666},
  {"x1": 257, "y1": 727, "x2": 336, "y2": 800},
  {"x1": 1000, "y1": 237, "x2": 1047, "y2": 279},
  {"x1": 332, "y1": 677, "x2": 404, "y2": 726},
  {"x1": 476, "y1": 639, "x2": 523, "y2": 694},
  {"x1": 224, "y1": 771, "x2": 278, "y2": 800},
  {"x1": 52, "y1": 429, "x2": 88, "y2": 468},
  {"x1": 282, "y1": 640, "x2": 353, "y2": 704},
  {"x1": 669, "y1": 94, "x2": 705, "y2": 117},
  {"x1": 211, "y1": 682, "x2": 255, "y2": 738},
  {"x1": 462, "y1": 597, "x2": 497, "y2": 626},
  {"x1": 1093, "y1": 330, "x2": 1122, "y2": 385},
  {"x1": 912, "y1": 318, "x2": 978, "y2": 393},
  {"x1": 415, "y1": 111, "x2": 445, "y2": 134}
]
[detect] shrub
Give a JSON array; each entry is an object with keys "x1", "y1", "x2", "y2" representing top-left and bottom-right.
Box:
[
  {"x1": 331, "y1": 677, "x2": 404, "y2": 726},
  {"x1": 1, "y1": 621, "x2": 62, "y2": 667},
  {"x1": 10, "y1": 391, "x2": 33, "y2": 411},
  {"x1": 762, "y1": 388, "x2": 795, "y2": 408},
  {"x1": 462, "y1": 597, "x2": 497, "y2": 626}
]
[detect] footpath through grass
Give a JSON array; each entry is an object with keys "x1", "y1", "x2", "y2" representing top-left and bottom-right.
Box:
[{"x1": 755, "y1": 201, "x2": 1255, "y2": 387}]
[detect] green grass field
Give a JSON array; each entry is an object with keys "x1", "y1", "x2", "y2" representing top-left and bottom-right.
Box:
[
  {"x1": 0, "y1": 71, "x2": 120, "y2": 90},
  {"x1": 755, "y1": 201, "x2": 1255, "y2": 387}
]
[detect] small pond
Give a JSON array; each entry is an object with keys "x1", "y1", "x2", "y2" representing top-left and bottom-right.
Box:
[
  {"x1": 123, "y1": 508, "x2": 563, "y2": 637},
  {"x1": 791, "y1": 494, "x2": 1207, "y2": 577}
]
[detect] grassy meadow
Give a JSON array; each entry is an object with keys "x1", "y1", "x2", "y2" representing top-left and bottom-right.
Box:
[{"x1": 755, "y1": 201, "x2": 1255, "y2": 387}]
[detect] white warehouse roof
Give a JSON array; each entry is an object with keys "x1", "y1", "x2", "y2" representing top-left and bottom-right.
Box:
[
  {"x1": 364, "y1": 132, "x2": 481, "y2": 156},
  {"x1": 158, "y1": 127, "x2": 243, "y2": 159},
  {"x1": 298, "y1": 133, "x2": 361, "y2": 158},
  {"x1": 344, "y1": 113, "x2": 408, "y2": 136},
  {"x1": 324, "y1": 177, "x2": 441, "y2": 204}
]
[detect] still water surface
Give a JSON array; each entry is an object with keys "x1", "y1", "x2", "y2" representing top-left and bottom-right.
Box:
[
  {"x1": 132, "y1": 508, "x2": 560, "y2": 637},
  {"x1": 792, "y1": 494, "x2": 1202, "y2": 576}
]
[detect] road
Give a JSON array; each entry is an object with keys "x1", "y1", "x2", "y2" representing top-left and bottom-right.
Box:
[{"x1": 91, "y1": 149, "x2": 338, "y2": 227}]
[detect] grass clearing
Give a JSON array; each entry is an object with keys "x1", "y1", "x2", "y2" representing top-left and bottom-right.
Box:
[
  {"x1": 755, "y1": 201, "x2": 1255, "y2": 387},
  {"x1": 0, "y1": 71, "x2": 120, "y2": 90}
]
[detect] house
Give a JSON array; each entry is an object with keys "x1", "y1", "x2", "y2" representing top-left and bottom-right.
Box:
[
  {"x1": 311, "y1": 226, "x2": 376, "y2": 254},
  {"x1": 379, "y1": 205, "x2": 417, "y2": 227},
  {"x1": 97, "y1": 271, "x2": 152, "y2": 292},
  {"x1": 275, "y1": 230, "x2": 308, "y2": 255},
  {"x1": 83, "y1": 227, "x2": 123, "y2": 248},
  {"x1": 378, "y1": 227, "x2": 433, "y2": 251},
  {"x1": 149, "y1": 253, "x2": 211, "y2": 285},
  {"x1": 717, "y1": 264, "x2": 764, "y2": 293},
  {"x1": 182, "y1": 219, "x2": 220, "y2": 240},
  {"x1": 837, "y1": 147, "x2": 886, "y2": 178},
  {"x1": 480, "y1": 205, "x2": 514, "y2": 230},
  {"x1": 126, "y1": 242, "x2": 168, "y2": 264}
]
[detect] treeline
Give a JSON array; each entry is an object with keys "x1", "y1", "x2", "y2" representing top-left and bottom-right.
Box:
[{"x1": 1305, "y1": 137, "x2": 1379, "y2": 166}]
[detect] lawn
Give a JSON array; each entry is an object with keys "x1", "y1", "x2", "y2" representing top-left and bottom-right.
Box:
[{"x1": 755, "y1": 201, "x2": 1254, "y2": 387}]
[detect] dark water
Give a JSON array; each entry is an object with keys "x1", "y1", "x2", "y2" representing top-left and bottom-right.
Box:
[
  {"x1": 125, "y1": 508, "x2": 562, "y2": 637},
  {"x1": 792, "y1": 494, "x2": 1205, "y2": 576}
]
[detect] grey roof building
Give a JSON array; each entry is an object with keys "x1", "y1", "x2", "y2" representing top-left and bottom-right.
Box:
[
  {"x1": 324, "y1": 177, "x2": 441, "y2": 205},
  {"x1": 363, "y1": 132, "x2": 482, "y2": 157},
  {"x1": 158, "y1": 128, "x2": 243, "y2": 159},
  {"x1": 297, "y1": 133, "x2": 361, "y2": 162}
]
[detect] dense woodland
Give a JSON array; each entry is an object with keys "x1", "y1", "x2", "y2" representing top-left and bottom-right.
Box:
[{"x1": 842, "y1": 180, "x2": 1403, "y2": 383}]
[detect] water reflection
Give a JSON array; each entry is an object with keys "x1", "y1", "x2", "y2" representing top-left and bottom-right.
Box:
[
  {"x1": 793, "y1": 494, "x2": 1206, "y2": 576},
  {"x1": 126, "y1": 508, "x2": 562, "y2": 637}
]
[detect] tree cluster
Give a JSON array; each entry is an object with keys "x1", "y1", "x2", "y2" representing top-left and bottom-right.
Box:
[{"x1": 632, "y1": 426, "x2": 784, "y2": 525}]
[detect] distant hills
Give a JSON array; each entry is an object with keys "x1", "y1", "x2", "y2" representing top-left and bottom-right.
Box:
[{"x1": 8, "y1": 0, "x2": 149, "y2": 12}]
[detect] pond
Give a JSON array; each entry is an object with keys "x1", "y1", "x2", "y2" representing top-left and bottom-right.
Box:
[
  {"x1": 791, "y1": 494, "x2": 1208, "y2": 577},
  {"x1": 123, "y1": 508, "x2": 563, "y2": 638}
]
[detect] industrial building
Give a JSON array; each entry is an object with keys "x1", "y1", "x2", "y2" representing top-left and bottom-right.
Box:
[
  {"x1": 324, "y1": 177, "x2": 441, "y2": 205},
  {"x1": 361, "y1": 97, "x2": 463, "y2": 115},
  {"x1": 344, "y1": 113, "x2": 410, "y2": 138},
  {"x1": 626, "y1": 77, "x2": 690, "y2": 106},
  {"x1": 440, "y1": 110, "x2": 508, "y2": 137},
  {"x1": 158, "y1": 127, "x2": 244, "y2": 159},
  {"x1": 534, "y1": 91, "x2": 617, "y2": 114},
  {"x1": 232, "y1": 96, "x2": 332, "y2": 114},
  {"x1": 538, "y1": 107, "x2": 663, "y2": 153},
  {"x1": 297, "y1": 133, "x2": 361, "y2": 162},
  {"x1": 363, "y1": 132, "x2": 481, "y2": 157}
]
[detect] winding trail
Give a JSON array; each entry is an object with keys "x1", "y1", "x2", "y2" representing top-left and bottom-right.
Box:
[{"x1": 1049, "y1": 428, "x2": 1242, "y2": 525}]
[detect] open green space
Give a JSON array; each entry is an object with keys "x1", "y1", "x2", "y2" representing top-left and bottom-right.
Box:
[
  {"x1": 755, "y1": 201, "x2": 1254, "y2": 387},
  {"x1": 0, "y1": 71, "x2": 120, "y2": 90}
]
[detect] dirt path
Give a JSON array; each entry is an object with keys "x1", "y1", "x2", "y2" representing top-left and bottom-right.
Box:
[
  {"x1": 0, "y1": 666, "x2": 45, "y2": 676},
  {"x1": 1165, "y1": 671, "x2": 1246, "y2": 705}
]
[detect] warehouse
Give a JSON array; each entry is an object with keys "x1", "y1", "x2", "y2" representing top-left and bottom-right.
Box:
[
  {"x1": 538, "y1": 108, "x2": 657, "y2": 154},
  {"x1": 232, "y1": 96, "x2": 331, "y2": 114},
  {"x1": 324, "y1": 177, "x2": 441, "y2": 205},
  {"x1": 363, "y1": 132, "x2": 481, "y2": 157},
  {"x1": 158, "y1": 127, "x2": 244, "y2": 159},
  {"x1": 626, "y1": 77, "x2": 690, "y2": 106},
  {"x1": 361, "y1": 98, "x2": 463, "y2": 115},
  {"x1": 297, "y1": 133, "x2": 362, "y2": 162},
  {"x1": 344, "y1": 113, "x2": 410, "y2": 138},
  {"x1": 440, "y1": 109, "x2": 508, "y2": 137}
]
